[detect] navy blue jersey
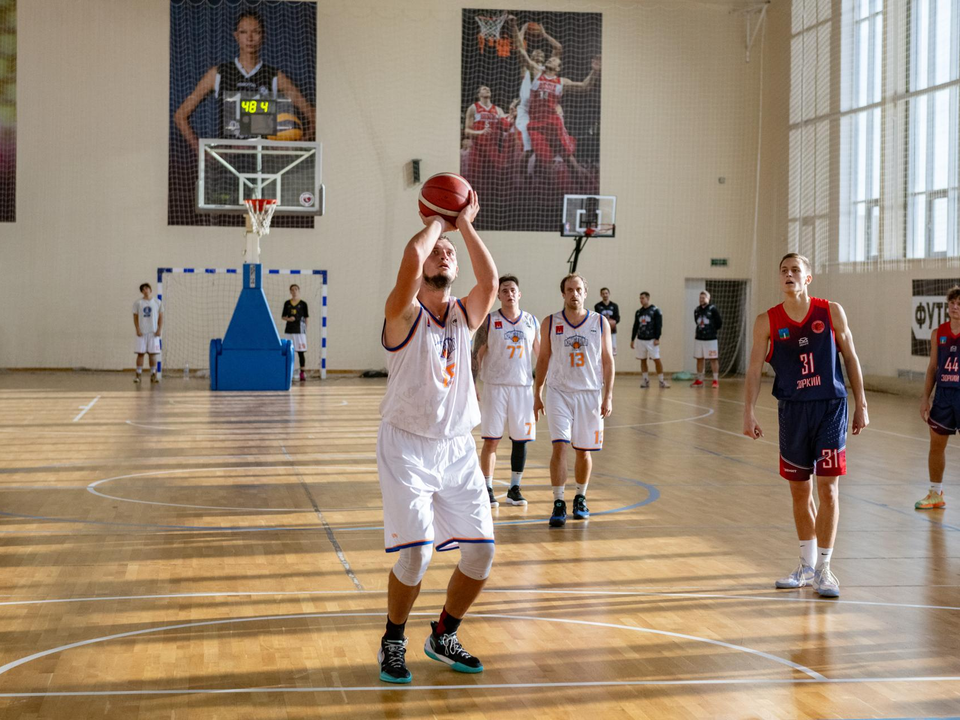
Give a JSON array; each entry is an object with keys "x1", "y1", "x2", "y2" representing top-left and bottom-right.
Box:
[
  {"x1": 766, "y1": 298, "x2": 847, "y2": 402},
  {"x1": 935, "y1": 321, "x2": 960, "y2": 388}
]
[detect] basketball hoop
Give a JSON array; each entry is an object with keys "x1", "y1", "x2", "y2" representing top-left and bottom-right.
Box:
[
  {"x1": 475, "y1": 12, "x2": 508, "y2": 42},
  {"x1": 244, "y1": 198, "x2": 278, "y2": 239}
]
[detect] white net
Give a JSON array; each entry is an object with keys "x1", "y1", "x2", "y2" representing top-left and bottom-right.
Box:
[
  {"x1": 158, "y1": 269, "x2": 327, "y2": 377},
  {"x1": 168, "y1": 0, "x2": 316, "y2": 229},
  {"x1": 460, "y1": 9, "x2": 602, "y2": 231}
]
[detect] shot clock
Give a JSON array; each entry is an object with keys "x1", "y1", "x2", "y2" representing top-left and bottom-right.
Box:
[{"x1": 222, "y1": 92, "x2": 292, "y2": 139}]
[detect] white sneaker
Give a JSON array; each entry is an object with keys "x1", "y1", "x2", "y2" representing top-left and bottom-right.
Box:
[
  {"x1": 813, "y1": 564, "x2": 840, "y2": 598},
  {"x1": 659, "y1": 379, "x2": 671, "y2": 388},
  {"x1": 640, "y1": 378, "x2": 650, "y2": 389},
  {"x1": 133, "y1": 374, "x2": 142, "y2": 384},
  {"x1": 775, "y1": 560, "x2": 815, "y2": 589}
]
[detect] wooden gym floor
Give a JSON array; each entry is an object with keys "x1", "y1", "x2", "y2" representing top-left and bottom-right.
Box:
[{"x1": 0, "y1": 372, "x2": 958, "y2": 719}]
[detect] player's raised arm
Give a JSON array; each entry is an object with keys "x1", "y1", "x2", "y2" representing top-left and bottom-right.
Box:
[
  {"x1": 508, "y1": 15, "x2": 542, "y2": 75},
  {"x1": 830, "y1": 302, "x2": 869, "y2": 434},
  {"x1": 743, "y1": 312, "x2": 770, "y2": 438},
  {"x1": 921, "y1": 327, "x2": 939, "y2": 421},
  {"x1": 563, "y1": 57, "x2": 601, "y2": 92},
  {"x1": 600, "y1": 316, "x2": 615, "y2": 418},
  {"x1": 533, "y1": 315, "x2": 552, "y2": 419},
  {"x1": 383, "y1": 217, "x2": 449, "y2": 342},
  {"x1": 541, "y1": 26, "x2": 563, "y2": 59},
  {"x1": 457, "y1": 192, "x2": 498, "y2": 332},
  {"x1": 277, "y1": 71, "x2": 317, "y2": 141}
]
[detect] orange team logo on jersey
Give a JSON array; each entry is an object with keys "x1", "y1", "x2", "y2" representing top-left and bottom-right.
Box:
[
  {"x1": 564, "y1": 335, "x2": 587, "y2": 350},
  {"x1": 439, "y1": 337, "x2": 456, "y2": 359}
]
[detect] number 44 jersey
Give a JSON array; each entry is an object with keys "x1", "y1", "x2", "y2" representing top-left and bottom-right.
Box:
[
  {"x1": 766, "y1": 297, "x2": 847, "y2": 402},
  {"x1": 935, "y1": 321, "x2": 960, "y2": 388}
]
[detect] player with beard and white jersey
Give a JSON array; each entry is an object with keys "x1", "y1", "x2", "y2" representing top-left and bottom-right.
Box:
[
  {"x1": 377, "y1": 191, "x2": 499, "y2": 685},
  {"x1": 533, "y1": 273, "x2": 615, "y2": 528},
  {"x1": 475, "y1": 275, "x2": 540, "y2": 508}
]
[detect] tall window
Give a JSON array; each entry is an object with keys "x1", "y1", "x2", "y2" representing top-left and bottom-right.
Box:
[
  {"x1": 907, "y1": 0, "x2": 960, "y2": 258},
  {"x1": 840, "y1": 0, "x2": 883, "y2": 262},
  {"x1": 789, "y1": 0, "x2": 832, "y2": 269}
]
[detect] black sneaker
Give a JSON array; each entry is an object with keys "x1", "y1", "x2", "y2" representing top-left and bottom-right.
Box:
[
  {"x1": 549, "y1": 499, "x2": 567, "y2": 527},
  {"x1": 487, "y1": 487, "x2": 499, "y2": 508},
  {"x1": 505, "y1": 485, "x2": 527, "y2": 506},
  {"x1": 378, "y1": 637, "x2": 412, "y2": 684},
  {"x1": 572, "y1": 494, "x2": 590, "y2": 520},
  {"x1": 424, "y1": 621, "x2": 483, "y2": 673}
]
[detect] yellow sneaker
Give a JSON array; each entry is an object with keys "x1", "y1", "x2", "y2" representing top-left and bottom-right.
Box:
[{"x1": 915, "y1": 490, "x2": 946, "y2": 510}]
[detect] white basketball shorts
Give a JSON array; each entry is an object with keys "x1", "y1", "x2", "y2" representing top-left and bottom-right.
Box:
[
  {"x1": 134, "y1": 333, "x2": 161, "y2": 355},
  {"x1": 286, "y1": 333, "x2": 308, "y2": 352},
  {"x1": 545, "y1": 386, "x2": 603, "y2": 451},
  {"x1": 694, "y1": 339, "x2": 719, "y2": 359},
  {"x1": 480, "y1": 384, "x2": 536, "y2": 442},
  {"x1": 377, "y1": 422, "x2": 495, "y2": 553},
  {"x1": 635, "y1": 339, "x2": 660, "y2": 360}
]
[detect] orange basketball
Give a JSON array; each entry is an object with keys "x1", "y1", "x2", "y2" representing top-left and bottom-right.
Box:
[
  {"x1": 526, "y1": 22, "x2": 542, "y2": 36},
  {"x1": 418, "y1": 173, "x2": 473, "y2": 221}
]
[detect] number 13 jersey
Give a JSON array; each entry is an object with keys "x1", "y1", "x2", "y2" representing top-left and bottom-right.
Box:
[
  {"x1": 546, "y1": 310, "x2": 604, "y2": 393},
  {"x1": 766, "y1": 297, "x2": 846, "y2": 402}
]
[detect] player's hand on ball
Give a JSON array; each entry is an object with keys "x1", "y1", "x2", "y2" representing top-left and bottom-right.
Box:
[
  {"x1": 743, "y1": 413, "x2": 763, "y2": 439},
  {"x1": 920, "y1": 397, "x2": 931, "y2": 422},
  {"x1": 420, "y1": 213, "x2": 456, "y2": 234},
  {"x1": 456, "y1": 190, "x2": 480, "y2": 227},
  {"x1": 600, "y1": 397, "x2": 612, "y2": 418},
  {"x1": 852, "y1": 405, "x2": 869, "y2": 435},
  {"x1": 533, "y1": 395, "x2": 545, "y2": 420}
]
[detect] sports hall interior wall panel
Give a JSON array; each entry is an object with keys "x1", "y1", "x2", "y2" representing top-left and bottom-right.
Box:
[{"x1": 0, "y1": 0, "x2": 760, "y2": 371}]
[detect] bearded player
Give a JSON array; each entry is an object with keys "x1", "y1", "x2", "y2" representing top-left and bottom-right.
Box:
[
  {"x1": 743, "y1": 253, "x2": 868, "y2": 599},
  {"x1": 376, "y1": 191, "x2": 498, "y2": 684},
  {"x1": 534, "y1": 273, "x2": 614, "y2": 527}
]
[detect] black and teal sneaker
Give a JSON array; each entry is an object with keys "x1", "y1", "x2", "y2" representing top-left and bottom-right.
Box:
[
  {"x1": 424, "y1": 621, "x2": 483, "y2": 673},
  {"x1": 549, "y1": 499, "x2": 567, "y2": 527},
  {"x1": 378, "y1": 637, "x2": 412, "y2": 684},
  {"x1": 572, "y1": 494, "x2": 590, "y2": 520}
]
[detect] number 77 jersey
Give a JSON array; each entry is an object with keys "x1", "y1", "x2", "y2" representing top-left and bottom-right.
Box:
[
  {"x1": 766, "y1": 298, "x2": 847, "y2": 401},
  {"x1": 479, "y1": 310, "x2": 539, "y2": 387}
]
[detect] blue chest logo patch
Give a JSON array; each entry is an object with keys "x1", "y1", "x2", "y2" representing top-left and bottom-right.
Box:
[{"x1": 778, "y1": 328, "x2": 789, "y2": 340}]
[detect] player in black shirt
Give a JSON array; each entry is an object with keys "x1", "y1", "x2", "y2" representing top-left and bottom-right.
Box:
[
  {"x1": 594, "y1": 288, "x2": 621, "y2": 356},
  {"x1": 630, "y1": 292, "x2": 668, "y2": 388},
  {"x1": 281, "y1": 284, "x2": 309, "y2": 381},
  {"x1": 174, "y1": 10, "x2": 316, "y2": 152},
  {"x1": 692, "y1": 291, "x2": 723, "y2": 388}
]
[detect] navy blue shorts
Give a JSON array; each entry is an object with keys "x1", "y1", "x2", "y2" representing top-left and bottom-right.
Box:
[
  {"x1": 928, "y1": 387, "x2": 960, "y2": 435},
  {"x1": 777, "y1": 398, "x2": 847, "y2": 481}
]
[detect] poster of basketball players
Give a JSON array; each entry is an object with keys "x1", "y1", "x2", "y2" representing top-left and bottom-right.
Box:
[
  {"x1": 0, "y1": 0, "x2": 15, "y2": 224},
  {"x1": 461, "y1": 10, "x2": 602, "y2": 232},
  {"x1": 168, "y1": 1, "x2": 317, "y2": 228}
]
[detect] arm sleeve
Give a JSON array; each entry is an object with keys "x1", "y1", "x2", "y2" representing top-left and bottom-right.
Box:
[
  {"x1": 632, "y1": 311, "x2": 640, "y2": 341},
  {"x1": 612, "y1": 303, "x2": 620, "y2": 323},
  {"x1": 713, "y1": 307, "x2": 723, "y2": 331},
  {"x1": 654, "y1": 309, "x2": 663, "y2": 339}
]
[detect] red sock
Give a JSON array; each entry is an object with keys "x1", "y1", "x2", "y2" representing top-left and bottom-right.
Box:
[{"x1": 436, "y1": 607, "x2": 462, "y2": 636}]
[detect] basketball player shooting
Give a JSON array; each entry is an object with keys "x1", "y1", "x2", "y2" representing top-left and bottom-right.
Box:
[
  {"x1": 743, "y1": 253, "x2": 868, "y2": 599},
  {"x1": 173, "y1": 10, "x2": 316, "y2": 153},
  {"x1": 376, "y1": 189, "x2": 499, "y2": 684}
]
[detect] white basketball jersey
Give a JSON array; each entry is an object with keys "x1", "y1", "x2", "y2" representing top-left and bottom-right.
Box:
[
  {"x1": 479, "y1": 310, "x2": 539, "y2": 387},
  {"x1": 519, "y1": 68, "x2": 534, "y2": 107},
  {"x1": 380, "y1": 298, "x2": 480, "y2": 439},
  {"x1": 545, "y1": 310, "x2": 604, "y2": 393}
]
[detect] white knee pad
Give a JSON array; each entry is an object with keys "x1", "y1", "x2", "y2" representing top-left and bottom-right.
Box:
[
  {"x1": 457, "y1": 542, "x2": 495, "y2": 581},
  {"x1": 392, "y1": 544, "x2": 433, "y2": 587}
]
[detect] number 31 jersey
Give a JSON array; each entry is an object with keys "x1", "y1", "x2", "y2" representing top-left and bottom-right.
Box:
[
  {"x1": 766, "y1": 297, "x2": 847, "y2": 402},
  {"x1": 546, "y1": 310, "x2": 604, "y2": 393},
  {"x1": 479, "y1": 310, "x2": 539, "y2": 387}
]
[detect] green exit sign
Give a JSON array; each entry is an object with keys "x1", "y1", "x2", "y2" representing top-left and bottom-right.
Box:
[{"x1": 711, "y1": 258, "x2": 728, "y2": 267}]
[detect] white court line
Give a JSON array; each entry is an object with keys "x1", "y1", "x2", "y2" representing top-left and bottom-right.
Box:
[
  {"x1": 605, "y1": 406, "x2": 713, "y2": 430},
  {"x1": 72, "y1": 396, "x2": 100, "y2": 423},
  {"x1": 86, "y1": 465, "x2": 382, "y2": 512},
  {"x1": 0, "y1": 611, "x2": 824, "y2": 682},
  {"x1": 686, "y1": 421, "x2": 778, "y2": 446},
  {"x1": 2, "y1": 676, "x2": 960, "y2": 697},
  {"x1": 3, "y1": 586, "x2": 958, "y2": 613}
]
